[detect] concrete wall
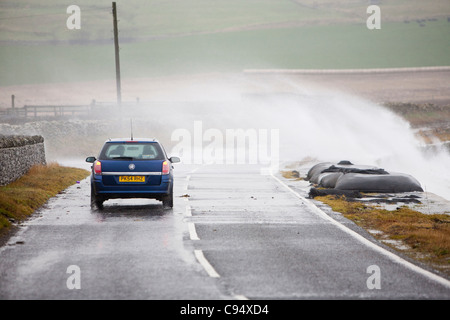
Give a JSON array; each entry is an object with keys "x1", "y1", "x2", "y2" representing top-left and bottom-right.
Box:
[{"x1": 0, "y1": 135, "x2": 46, "y2": 186}]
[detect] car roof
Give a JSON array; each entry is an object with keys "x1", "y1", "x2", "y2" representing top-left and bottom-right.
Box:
[{"x1": 105, "y1": 138, "x2": 159, "y2": 143}]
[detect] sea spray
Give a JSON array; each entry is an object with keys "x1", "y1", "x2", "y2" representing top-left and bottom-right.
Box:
[{"x1": 239, "y1": 82, "x2": 450, "y2": 201}]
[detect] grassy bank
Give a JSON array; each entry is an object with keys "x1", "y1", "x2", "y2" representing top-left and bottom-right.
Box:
[
  {"x1": 316, "y1": 195, "x2": 450, "y2": 277},
  {"x1": 0, "y1": 163, "x2": 90, "y2": 237}
]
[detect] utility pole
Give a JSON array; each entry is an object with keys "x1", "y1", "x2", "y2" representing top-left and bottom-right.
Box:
[{"x1": 112, "y1": 2, "x2": 122, "y2": 107}]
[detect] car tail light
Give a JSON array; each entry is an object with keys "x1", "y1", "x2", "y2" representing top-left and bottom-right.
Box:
[
  {"x1": 94, "y1": 161, "x2": 102, "y2": 175},
  {"x1": 162, "y1": 160, "x2": 170, "y2": 175}
]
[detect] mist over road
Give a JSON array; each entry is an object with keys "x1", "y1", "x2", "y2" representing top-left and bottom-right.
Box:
[{"x1": 0, "y1": 163, "x2": 449, "y2": 299}]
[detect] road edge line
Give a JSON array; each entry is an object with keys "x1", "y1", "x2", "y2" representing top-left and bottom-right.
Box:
[
  {"x1": 188, "y1": 222, "x2": 199, "y2": 240},
  {"x1": 194, "y1": 250, "x2": 220, "y2": 278},
  {"x1": 270, "y1": 173, "x2": 450, "y2": 290}
]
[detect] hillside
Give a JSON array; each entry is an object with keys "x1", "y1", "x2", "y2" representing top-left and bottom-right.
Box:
[
  {"x1": 1, "y1": 0, "x2": 450, "y2": 42},
  {"x1": 0, "y1": 1, "x2": 449, "y2": 87}
]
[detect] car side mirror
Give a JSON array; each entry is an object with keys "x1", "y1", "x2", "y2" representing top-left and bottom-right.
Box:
[
  {"x1": 86, "y1": 156, "x2": 96, "y2": 163},
  {"x1": 169, "y1": 156, "x2": 180, "y2": 163}
]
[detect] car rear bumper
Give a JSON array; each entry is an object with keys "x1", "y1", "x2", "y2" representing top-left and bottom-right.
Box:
[{"x1": 91, "y1": 173, "x2": 172, "y2": 199}]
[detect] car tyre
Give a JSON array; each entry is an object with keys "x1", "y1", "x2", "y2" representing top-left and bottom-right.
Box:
[
  {"x1": 91, "y1": 186, "x2": 104, "y2": 210},
  {"x1": 162, "y1": 188, "x2": 173, "y2": 208}
]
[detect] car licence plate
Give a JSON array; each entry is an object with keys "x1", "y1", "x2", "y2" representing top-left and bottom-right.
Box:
[{"x1": 119, "y1": 176, "x2": 145, "y2": 183}]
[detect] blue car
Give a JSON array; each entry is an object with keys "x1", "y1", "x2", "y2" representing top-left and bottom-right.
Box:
[{"x1": 86, "y1": 138, "x2": 180, "y2": 209}]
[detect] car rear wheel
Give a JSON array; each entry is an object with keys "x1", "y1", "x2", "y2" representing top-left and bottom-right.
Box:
[
  {"x1": 162, "y1": 188, "x2": 173, "y2": 208},
  {"x1": 90, "y1": 186, "x2": 104, "y2": 210}
]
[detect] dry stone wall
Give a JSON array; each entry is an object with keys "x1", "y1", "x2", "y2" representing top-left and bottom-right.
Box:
[{"x1": 0, "y1": 135, "x2": 46, "y2": 186}]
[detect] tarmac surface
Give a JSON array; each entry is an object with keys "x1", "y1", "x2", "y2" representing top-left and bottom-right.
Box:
[{"x1": 1, "y1": 163, "x2": 449, "y2": 299}]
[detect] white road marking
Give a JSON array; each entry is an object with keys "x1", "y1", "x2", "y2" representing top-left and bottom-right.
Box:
[
  {"x1": 184, "y1": 166, "x2": 249, "y2": 299},
  {"x1": 185, "y1": 205, "x2": 192, "y2": 216},
  {"x1": 184, "y1": 175, "x2": 190, "y2": 190},
  {"x1": 188, "y1": 222, "x2": 199, "y2": 240},
  {"x1": 188, "y1": 168, "x2": 199, "y2": 174},
  {"x1": 194, "y1": 250, "x2": 220, "y2": 278},
  {"x1": 270, "y1": 173, "x2": 450, "y2": 289}
]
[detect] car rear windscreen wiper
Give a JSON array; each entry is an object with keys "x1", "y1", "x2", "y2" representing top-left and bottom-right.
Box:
[{"x1": 111, "y1": 156, "x2": 134, "y2": 160}]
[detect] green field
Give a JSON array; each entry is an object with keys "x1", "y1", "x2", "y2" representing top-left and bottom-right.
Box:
[
  {"x1": 0, "y1": 0, "x2": 449, "y2": 86},
  {"x1": 2, "y1": 0, "x2": 449, "y2": 41}
]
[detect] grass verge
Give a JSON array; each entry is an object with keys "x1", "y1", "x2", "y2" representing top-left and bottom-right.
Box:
[
  {"x1": 0, "y1": 163, "x2": 90, "y2": 237},
  {"x1": 316, "y1": 195, "x2": 450, "y2": 277},
  {"x1": 281, "y1": 170, "x2": 303, "y2": 180}
]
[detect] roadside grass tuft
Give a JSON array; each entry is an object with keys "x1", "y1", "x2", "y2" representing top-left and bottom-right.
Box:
[
  {"x1": 281, "y1": 170, "x2": 303, "y2": 181},
  {"x1": 315, "y1": 195, "x2": 450, "y2": 275},
  {"x1": 0, "y1": 163, "x2": 89, "y2": 236}
]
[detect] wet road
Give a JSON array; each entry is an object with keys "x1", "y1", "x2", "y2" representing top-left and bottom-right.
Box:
[{"x1": 0, "y1": 163, "x2": 449, "y2": 299}]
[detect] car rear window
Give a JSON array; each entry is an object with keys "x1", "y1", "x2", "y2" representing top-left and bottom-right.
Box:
[{"x1": 99, "y1": 142, "x2": 165, "y2": 160}]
